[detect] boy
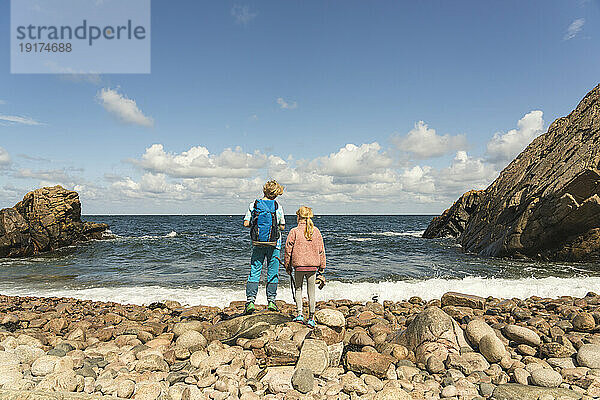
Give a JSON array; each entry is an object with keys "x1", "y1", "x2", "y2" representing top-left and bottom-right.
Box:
[{"x1": 243, "y1": 180, "x2": 285, "y2": 313}]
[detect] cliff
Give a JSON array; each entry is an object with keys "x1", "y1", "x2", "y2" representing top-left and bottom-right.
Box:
[{"x1": 424, "y1": 84, "x2": 600, "y2": 261}]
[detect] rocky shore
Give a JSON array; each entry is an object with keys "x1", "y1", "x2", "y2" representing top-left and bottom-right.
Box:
[{"x1": 1, "y1": 292, "x2": 600, "y2": 399}]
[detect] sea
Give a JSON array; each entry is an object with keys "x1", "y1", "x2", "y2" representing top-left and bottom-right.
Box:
[{"x1": 0, "y1": 215, "x2": 598, "y2": 307}]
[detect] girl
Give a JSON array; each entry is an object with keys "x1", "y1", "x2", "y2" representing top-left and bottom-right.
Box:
[{"x1": 284, "y1": 206, "x2": 326, "y2": 328}]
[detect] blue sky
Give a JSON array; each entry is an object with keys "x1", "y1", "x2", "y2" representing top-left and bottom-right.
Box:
[{"x1": 0, "y1": 0, "x2": 598, "y2": 214}]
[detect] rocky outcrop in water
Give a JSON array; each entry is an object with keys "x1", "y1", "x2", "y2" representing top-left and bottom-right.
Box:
[
  {"x1": 0, "y1": 186, "x2": 108, "y2": 258},
  {"x1": 424, "y1": 84, "x2": 600, "y2": 261},
  {"x1": 422, "y1": 190, "x2": 484, "y2": 239}
]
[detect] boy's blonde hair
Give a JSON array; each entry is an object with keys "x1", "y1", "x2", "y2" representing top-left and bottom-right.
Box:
[
  {"x1": 263, "y1": 180, "x2": 284, "y2": 200},
  {"x1": 296, "y1": 206, "x2": 315, "y2": 240}
]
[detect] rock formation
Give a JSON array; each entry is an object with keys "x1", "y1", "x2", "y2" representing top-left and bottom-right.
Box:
[
  {"x1": 424, "y1": 84, "x2": 600, "y2": 261},
  {"x1": 422, "y1": 190, "x2": 483, "y2": 239},
  {"x1": 0, "y1": 186, "x2": 108, "y2": 258}
]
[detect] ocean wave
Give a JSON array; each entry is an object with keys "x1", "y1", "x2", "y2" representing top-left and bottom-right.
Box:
[
  {"x1": 102, "y1": 230, "x2": 178, "y2": 241},
  {"x1": 346, "y1": 237, "x2": 376, "y2": 242},
  {"x1": 371, "y1": 230, "x2": 425, "y2": 238},
  {"x1": 1, "y1": 276, "x2": 598, "y2": 307}
]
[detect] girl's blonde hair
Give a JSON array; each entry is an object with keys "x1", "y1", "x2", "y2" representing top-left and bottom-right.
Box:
[
  {"x1": 263, "y1": 180, "x2": 284, "y2": 200},
  {"x1": 296, "y1": 206, "x2": 315, "y2": 240}
]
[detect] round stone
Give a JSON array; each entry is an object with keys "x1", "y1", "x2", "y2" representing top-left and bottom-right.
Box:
[
  {"x1": 529, "y1": 368, "x2": 562, "y2": 388},
  {"x1": 190, "y1": 350, "x2": 208, "y2": 368},
  {"x1": 314, "y1": 309, "x2": 345, "y2": 328},
  {"x1": 118, "y1": 379, "x2": 136, "y2": 399},
  {"x1": 172, "y1": 321, "x2": 204, "y2": 338},
  {"x1": 374, "y1": 385, "x2": 412, "y2": 400},
  {"x1": 465, "y1": 319, "x2": 496, "y2": 347},
  {"x1": 31, "y1": 355, "x2": 60, "y2": 376},
  {"x1": 363, "y1": 374, "x2": 384, "y2": 391},
  {"x1": 577, "y1": 344, "x2": 600, "y2": 369},
  {"x1": 502, "y1": 325, "x2": 541, "y2": 347},
  {"x1": 478, "y1": 334, "x2": 505, "y2": 363},
  {"x1": 441, "y1": 385, "x2": 458, "y2": 398},
  {"x1": 513, "y1": 368, "x2": 530, "y2": 385},
  {"x1": 133, "y1": 382, "x2": 162, "y2": 400},
  {"x1": 426, "y1": 355, "x2": 445, "y2": 374},
  {"x1": 291, "y1": 367, "x2": 314, "y2": 393},
  {"x1": 479, "y1": 382, "x2": 495, "y2": 397},
  {"x1": 13, "y1": 345, "x2": 45, "y2": 364},
  {"x1": 572, "y1": 312, "x2": 596, "y2": 332},
  {"x1": 175, "y1": 330, "x2": 207, "y2": 351}
]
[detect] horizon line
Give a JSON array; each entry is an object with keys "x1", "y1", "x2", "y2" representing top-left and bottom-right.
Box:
[{"x1": 82, "y1": 213, "x2": 438, "y2": 216}]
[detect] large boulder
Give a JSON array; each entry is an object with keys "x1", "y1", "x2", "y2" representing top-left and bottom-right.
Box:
[
  {"x1": 422, "y1": 190, "x2": 483, "y2": 238},
  {"x1": 390, "y1": 306, "x2": 471, "y2": 364},
  {"x1": 425, "y1": 84, "x2": 600, "y2": 261},
  {"x1": 0, "y1": 186, "x2": 108, "y2": 257},
  {"x1": 203, "y1": 312, "x2": 290, "y2": 344},
  {"x1": 295, "y1": 339, "x2": 329, "y2": 376}
]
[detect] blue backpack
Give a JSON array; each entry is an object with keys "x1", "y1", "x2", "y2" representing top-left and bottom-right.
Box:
[{"x1": 250, "y1": 199, "x2": 279, "y2": 245}]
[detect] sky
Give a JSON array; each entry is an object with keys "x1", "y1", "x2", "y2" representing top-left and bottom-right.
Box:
[{"x1": 0, "y1": 0, "x2": 599, "y2": 215}]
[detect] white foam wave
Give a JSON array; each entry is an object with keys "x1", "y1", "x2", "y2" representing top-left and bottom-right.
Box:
[
  {"x1": 103, "y1": 231, "x2": 179, "y2": 241},
  {"x1": 346, "y1": 237, "x2": 376, "y2": 242},
  {"x1": 101, "y1": 229, "x2": 117, "y2": 239},
  {"x1": 371, "y1": 230, "x2": 425, "y2": 238},
  {"x1": 1, "y1": 276, "x2": 598, "y2": 307}
]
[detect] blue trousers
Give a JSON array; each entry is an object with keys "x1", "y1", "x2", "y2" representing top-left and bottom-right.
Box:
[{"x1": 246, "y1": 245, "x2": 280, "y2": 303}]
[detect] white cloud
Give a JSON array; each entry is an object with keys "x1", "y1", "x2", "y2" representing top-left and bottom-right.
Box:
[
  {"x1": 15, "y1": 168, "x2": 73, "y2": 182},
  {"x1": 303, "y1": 143, "x2": 393, "y2": 179},
  {"x1": 436, "y1": 151, "x2": 498, "y2": 194},
  {"x1": 96, "y1": 88, "x2": 154, "y2": 127},
  {"x1": 486, "y1": 110, "x2": 544, "y2": 164},
  {"x1": 117, "y1": 139, "x2": 503, "y2": 211},
  {"x1": 564, "y1": 18, "x2": 585, "y2": 40},
  {"x1": 0, "y1": 147, "x2": 11, "y2": 165},
  {"x1": 394, "y1": 121, "x2": 467, "y2": 159},
  {"x1": 111, "y1": 173, "x2": 187, "y2": 200},
  {"x1": 0, "y1": 115, "x2": 44, "y2": 126},
  {"x1": 0, "y1": 100, "x2": 6, "y2": 105},
  {"x1": 231, "y1": 5, "x2": 258, "y2": 25},
  {"x1": 277, "y1": 97, "x2": 298, "y2": 110},
  {"x1": 131, "y1": 144, "x2": 269, "y2": 178}
]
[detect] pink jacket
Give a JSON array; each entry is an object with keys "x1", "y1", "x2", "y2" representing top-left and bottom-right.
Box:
[{"x1": 284, "y1": 222, "x2": 326, "y2": 272}]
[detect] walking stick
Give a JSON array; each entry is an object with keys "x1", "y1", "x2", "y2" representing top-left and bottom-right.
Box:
[{"x1": 274, "y1": 255, "x2": 296, "y2": 304}]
